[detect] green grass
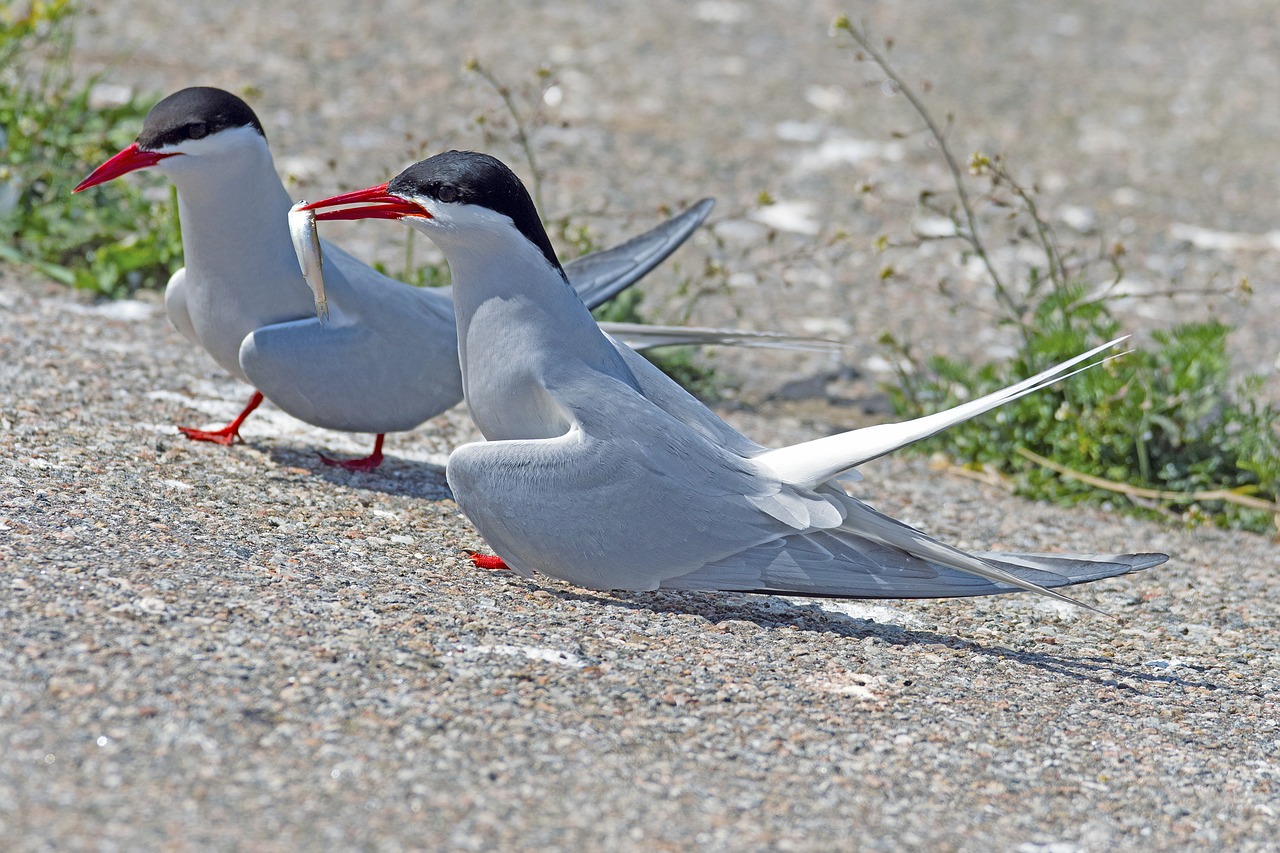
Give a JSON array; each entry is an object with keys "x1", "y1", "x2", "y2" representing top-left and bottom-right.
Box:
[{"x1": 0, "y1": 0, "x2": 182, "y2": 297}]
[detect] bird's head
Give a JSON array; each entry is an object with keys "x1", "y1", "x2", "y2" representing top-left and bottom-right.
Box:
[
  {"x1": 300, "y1": 150, "x2": 563, "y2": 275},
  {"x1": 74, "y1": 86, "x2": 267, "y2": 192}
]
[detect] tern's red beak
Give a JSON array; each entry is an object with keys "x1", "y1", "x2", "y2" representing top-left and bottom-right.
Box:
[
  {"x1": 73, "y1": 143, "x2": 180, "y2": 193},
  {"x1": 300, "y1": 184, "x2": 430, "y2": 221}
]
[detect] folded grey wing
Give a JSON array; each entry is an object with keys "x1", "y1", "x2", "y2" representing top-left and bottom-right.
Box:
[
  {"x1": 239, "y1": 259, "x2": 462, "y2": 433},
  {"x1": 447, "y1": 369, "x2": 786, "y2": 591},
  {"x1": 665, "y1": 532, "x2": 1167, "y2": 599},
  {"x1": 563, "y1": 199, "x2": 715, "y2": 309}
]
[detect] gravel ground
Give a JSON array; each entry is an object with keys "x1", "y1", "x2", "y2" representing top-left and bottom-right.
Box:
[{"x1": 4, "y1": 1, "x2": 1279, "y2": 850}]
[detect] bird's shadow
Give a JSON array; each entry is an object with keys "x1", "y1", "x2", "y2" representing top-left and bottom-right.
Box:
[
  {"x1": 261, "y1": 443, "x2": 454, "y2": 500},
  {"x1": 547, "y1": 585, "x2": 1227, "y2": 696}
]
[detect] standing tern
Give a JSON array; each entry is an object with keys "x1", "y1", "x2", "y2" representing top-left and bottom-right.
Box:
[
  {"x1": 301, "y1": 151, "x2": 1167, "y2": 606},
  {"x1": 74, "y1": 87, "x2": 802, "y2": 470}
]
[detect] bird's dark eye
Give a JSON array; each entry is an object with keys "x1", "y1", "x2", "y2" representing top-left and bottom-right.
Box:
[
  {"x1": 187, "y1": 122, "x2": 208, "y2": 140},
  {"x1": 436, "y1": 184, "x2": 458, "y2": 204}
]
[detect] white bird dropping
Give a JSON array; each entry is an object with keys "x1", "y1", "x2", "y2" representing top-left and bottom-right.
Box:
[{"x1": 289, "y1": 201, "x2": 328, "y2": 324}]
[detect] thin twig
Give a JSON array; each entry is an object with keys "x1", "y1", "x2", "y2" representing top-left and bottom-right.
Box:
[
  {"x1": 834, "y1": 17, "x2": 1023, "y2": 328},
  {"x1": 997, "y1": 160, "x2": 1066, "y2": 292},
  {"x1": 1017, "y1": 448, "x2": 1280, "y2": 514},
  {"x1": 932, "y1": 459, "x2": 1016, "y2": 492},
  {"x1": 466, "y1": 60, "x2": 545, "y2": 212}
]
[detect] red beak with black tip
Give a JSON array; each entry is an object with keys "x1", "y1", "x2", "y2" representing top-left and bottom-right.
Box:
[
  {"x1": 300, "y1": 183, "x2": 431, "y2": 221},
  {"x1": 73, "y1": 143, "x2": 181, "y2": 193}
]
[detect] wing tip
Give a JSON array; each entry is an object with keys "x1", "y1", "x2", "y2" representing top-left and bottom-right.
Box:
[
  {"x1": 1123, "y1": 552, "x2": 1171, "y2": 572},
  {"x1": 690, "y1": 197, "x2": 716, "y2": 220}
]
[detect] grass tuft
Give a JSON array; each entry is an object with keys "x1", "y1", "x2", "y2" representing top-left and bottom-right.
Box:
[
  {"x1": 0, "y1": 0, "x2": 181, "y2": 297},
  {"x1": 836, "y1": 16, "x2": 1278, "y2": 534}
]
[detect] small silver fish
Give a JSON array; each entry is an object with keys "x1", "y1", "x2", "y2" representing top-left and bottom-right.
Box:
[{"x1": 288, "y1": 201, "x2": 328, "y2": 325}]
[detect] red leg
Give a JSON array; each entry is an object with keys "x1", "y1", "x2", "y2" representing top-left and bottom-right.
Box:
[
  {"x1": 178, "y1": 391, "x2": 264, "y2": 446},
  {"x1": 320, "y1": 433, "x2": 386, "y2": 472},
  {"x1": 465, "y1": 550, "x2": 511, "y2": 571}
]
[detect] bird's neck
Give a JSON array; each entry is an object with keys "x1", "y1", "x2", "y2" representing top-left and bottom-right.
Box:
[
  {"x1": 168, "y1": 147, "x2": 306, "y2": 306},
  {"x1": 440, "y1": 226, "x2": 636, "y2": 440},
  {"x1": 444, "y1": 228, "x2": 582, "y2": 324}
]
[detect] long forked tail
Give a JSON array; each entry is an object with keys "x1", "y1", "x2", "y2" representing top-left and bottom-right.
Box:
[{"x1": 757, "y1": 337, "x2": 1128, "y2": 490}]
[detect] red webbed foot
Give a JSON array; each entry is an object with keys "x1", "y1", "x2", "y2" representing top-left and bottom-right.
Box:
[
  {"x1": 319, "y1": 433, "x2": 385, "y2": 472},
  {"x1": 178, "y1": 390, "x2": 264, "y2": 446},
  {"x1": 465, "y1": 550, "x2": 511, "y2": 571},
  {"x1": 178, "y1": 424, "x2": 243, "y2": 445}
]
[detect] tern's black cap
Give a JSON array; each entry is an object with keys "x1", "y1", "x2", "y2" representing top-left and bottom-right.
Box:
[
  {"x1": 388, "y1": 150, "x2": 564, "y2": 276},
  {"x1": 138, "y1": 86, "x2": 265, "y2": 151}
]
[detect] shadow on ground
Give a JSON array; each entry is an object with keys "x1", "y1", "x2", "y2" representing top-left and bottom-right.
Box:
[
  {"x1": 541, "y1": 584, "x2": 1227, "y2": 695},
  {"x1": 263, "y1": 443, "x2": 454, "y2": 500}
]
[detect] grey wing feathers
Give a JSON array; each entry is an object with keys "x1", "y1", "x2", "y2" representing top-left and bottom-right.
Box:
[
  {"x1": 607, "y1": 337, "x2": 765, "y2": 458},
  {"x1": 563, "y1": 199, "x2": 715, "y2": 309},
  {"x1": 666, "y1": 532, "x2": 1167, "y2": 600},
  {"x1": 239, "y1": 242, "x2": 463, "y2": 433}
]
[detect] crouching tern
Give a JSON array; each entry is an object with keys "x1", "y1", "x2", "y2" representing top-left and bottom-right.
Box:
[
  {"x1": 301, "y1": 150, "x2": 1167, "y2": 605},
  {"x1": 75, "y1": 87, "x2": 813, "y2": 470}
]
